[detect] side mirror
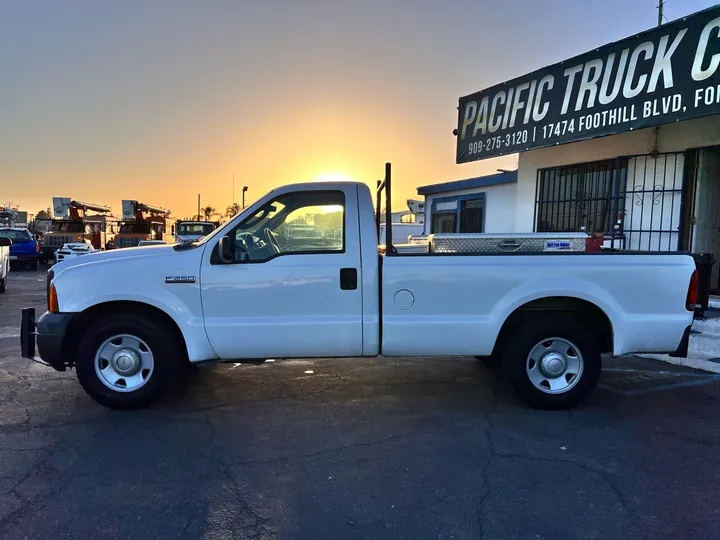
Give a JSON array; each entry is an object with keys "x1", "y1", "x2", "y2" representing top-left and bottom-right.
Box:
[
  {"x1": 218, "y1": 235, "x2": 234, "y2": 263},
  {"x1": 0, "y1": 237, "x2": 11, "y2": 247}
]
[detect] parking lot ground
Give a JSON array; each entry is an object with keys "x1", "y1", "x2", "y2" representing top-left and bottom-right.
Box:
[{"x1": 2, "y1": 270, "x2": 720, "y2": 539}]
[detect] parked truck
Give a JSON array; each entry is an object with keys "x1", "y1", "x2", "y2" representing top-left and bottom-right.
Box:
[
  {"x1": 41, "y1": 198, "x2": 116, "y2": 262},
  {"x1": 21, "y1": 164, "x2": 696, "y2": 411},
  {"x1": 174, "y1": 220, "x2": 219, "y2": 243},
  {"x1": 114, "y1": 200, "x2": 170, "y2": 248}
]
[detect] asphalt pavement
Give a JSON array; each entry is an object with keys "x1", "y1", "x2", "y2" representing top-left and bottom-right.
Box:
[{"x1": 1, "y1": 268, "x2": 720, "y2": 540}]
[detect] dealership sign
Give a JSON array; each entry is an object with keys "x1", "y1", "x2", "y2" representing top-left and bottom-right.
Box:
[{"x1": 456, "y1": 6, "x2": 720, "y2": 163}]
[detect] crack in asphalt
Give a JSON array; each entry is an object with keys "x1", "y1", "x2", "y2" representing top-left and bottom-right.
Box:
[
  {"x1": 0, "y1": 450, "x2": 58, "y2": 534},
  {"x1": 200, "y1": 412, "x2": 270, "y2": 539},
  {"x1": 476, "y1": 379, "x2": 500, "y2": 540},
  {"x1": 234, "y1": 430, "x2": 437, "y2": 467}
]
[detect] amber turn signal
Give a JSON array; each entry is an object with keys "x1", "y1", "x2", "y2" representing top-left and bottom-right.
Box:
[{"x1": 48, "y1": 284, "x2": 59, "y2": 313}]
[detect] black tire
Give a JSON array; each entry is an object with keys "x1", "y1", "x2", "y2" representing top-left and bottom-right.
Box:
[
  {"x1": 0, "y1": 275, "x2": 6, "y2": 294},
  {"x1": 501, "y1": 315, "x2": 601, "y2": 410},
  {"x1": 75, "y1": 313, "x2": 183, "y2": 409}
]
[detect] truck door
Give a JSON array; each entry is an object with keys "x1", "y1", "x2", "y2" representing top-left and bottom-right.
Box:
[{"x1": 200, "y1": 185, "x2": 363, "y2": 359}]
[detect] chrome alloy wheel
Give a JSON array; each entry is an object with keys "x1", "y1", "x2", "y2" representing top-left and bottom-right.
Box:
[
  {"x1": 94, "y1": 334, "x2": 154, "y2": 392},
  {"x1": 526, "y1": 337, "x2": 584, "y2": 394}
]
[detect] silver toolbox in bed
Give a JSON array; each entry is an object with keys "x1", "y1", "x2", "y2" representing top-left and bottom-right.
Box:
[{"x1": 428, "y1": 233, "x2": 589, "y2": 253}]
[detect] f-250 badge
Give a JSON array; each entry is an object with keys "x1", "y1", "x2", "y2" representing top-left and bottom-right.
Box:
[{"x1": 165, "y1": 276, "x2": 196, "y2": 284}]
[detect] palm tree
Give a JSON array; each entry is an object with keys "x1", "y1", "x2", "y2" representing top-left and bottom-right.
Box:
[
  {"x1": 226, "y1": 203, "x2": 241, "y2": 218},
  {"x1": 202, "y1": 206, "x2": 216, "y2": 221}
]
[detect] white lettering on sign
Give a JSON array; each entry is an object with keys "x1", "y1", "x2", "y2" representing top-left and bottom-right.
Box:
[
  {"x1": 623, "y1": 41, "x2": 654, "y2": 98},
  {"x1": 692, "y1": 16, "x2": 720, "y2": 81},
  {"x1": 561, "y1": 64, "x2": 583, "y2": 114},
  {"x1": 648, "y1": 29, "x2": 687, "y2": 92},
  {"x1": 488, "y1": 91, "x2": 506, "y2": 133},
  {"x1": 598, "y1": 50, "x2": 629, "y2": 105},
  {"x1": 532, "y1": 75, "x2": 554, "y2": 121},
  {"x1": 574, "y1": 59, "x2": 603, "y2": 111}
]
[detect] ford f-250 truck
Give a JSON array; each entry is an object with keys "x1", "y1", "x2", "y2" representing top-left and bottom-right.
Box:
[{"x1": 20, "y1": 164, "x2": 697, "y2": 410}]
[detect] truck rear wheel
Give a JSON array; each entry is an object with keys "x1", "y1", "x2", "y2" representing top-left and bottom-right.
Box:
[
  {"x1": 501, "y1": 316, "x2": 601, "y2": 410},
  {"x1": 75, "y1": 313, "x2": 182, "y2": 409}
]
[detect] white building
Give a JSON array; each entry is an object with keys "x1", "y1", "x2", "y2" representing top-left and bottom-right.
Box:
[
  {"x1": 417, "y1": 170, "x2": 517, "y2": 234},
  {"x1": 431, "y1": 6, "x2": 720, "y2": 289}
]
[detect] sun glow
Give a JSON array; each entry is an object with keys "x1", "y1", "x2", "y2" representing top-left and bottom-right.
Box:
[{"x1": 311, "y1": 172, "x2": 355, "y2": 184}]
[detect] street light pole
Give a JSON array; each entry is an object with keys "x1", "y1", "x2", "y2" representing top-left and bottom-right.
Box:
[{"x1": 242, "y1": 186, "x2": 248, "y2": 209}]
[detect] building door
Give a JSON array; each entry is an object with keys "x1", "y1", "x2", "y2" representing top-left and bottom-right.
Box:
[
  {"x1": 623, "y1": 153, "x2": 684, "y2": 251},
  {"x1": 692, "y1": 147, "x2": 720, "y2": 291}
]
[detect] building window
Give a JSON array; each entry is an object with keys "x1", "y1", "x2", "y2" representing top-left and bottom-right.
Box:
[
  {"x1": 535, "y1": 154, "x2": 684, "y2": 251},
  {"x1": 459, "y1": 198, "x2": 485, "y2": 233},
  {"x1": 535, "y1": 159, "x2": 627, "y2": 236},
  {"x1": 431, "y1": 195, "x2": 485, "y2": 233}
]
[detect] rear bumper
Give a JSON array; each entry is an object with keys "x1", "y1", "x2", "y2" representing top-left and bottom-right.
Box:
[
  {"x1": 10, "y1": 253, "x2": 38, "y2": 263},
  {"x1": 21, "y1": 308, "x2": 75, "y2": 371},
  {"x1": 668, "y1": 325, "x2": 691, "y2": 358}
]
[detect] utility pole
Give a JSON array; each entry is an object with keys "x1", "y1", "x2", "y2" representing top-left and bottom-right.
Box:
[
  {"x1": 197, "y1": 194, "x2": 200, "y2": 221},
  {"x1": 242, "y1": 186, "x2": 248, "y2": 209},
  {"x1": 232, "y1": 172, "x2": 235, "y2": 204},
  {"x1": 657, "y1": 0, "x2": 664, "y2": 26}
]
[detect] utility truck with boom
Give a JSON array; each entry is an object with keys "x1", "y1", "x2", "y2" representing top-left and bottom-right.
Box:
[
  {"x1": 115, "y1": 200, "x2": 170, "y2": 248},
  {"x1": 21, "y1": 164, "x2": 697, "y2": 411},
  {"x1": 41, "y1": 198, "x2": 115, "y2": 262}
]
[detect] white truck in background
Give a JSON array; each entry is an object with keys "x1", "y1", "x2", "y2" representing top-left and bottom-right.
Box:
[
  {"x1": 21, "y1": 164, "x2": 697, "y2": 411},
  {"x1": 0, "y1": 236, "x2": 10, "y2": 293},
  {"x1": 175, "y1": 221, "x2": 219, "y2": 243}
]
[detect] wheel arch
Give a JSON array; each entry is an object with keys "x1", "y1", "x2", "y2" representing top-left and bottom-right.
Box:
[
  {"x1": 64, "y1": 300, "x2": 189, "y2": 367},
  {"x1": 492, "y1": 296, "x2": 614, "y2": 357}
]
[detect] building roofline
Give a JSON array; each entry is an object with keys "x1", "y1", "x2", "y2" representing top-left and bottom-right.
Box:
[{"x1": 416, "y1": 170, "x2": 517, "y2": 196}]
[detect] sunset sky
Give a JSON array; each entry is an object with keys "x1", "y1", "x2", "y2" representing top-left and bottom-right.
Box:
[{"x1": 1, "y1": 0, "x2": 714, "y2": 218}]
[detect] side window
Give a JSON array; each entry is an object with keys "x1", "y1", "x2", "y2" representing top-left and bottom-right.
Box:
[{"x1": 227, "y1": 190, "x2": 344, "y2": 263}]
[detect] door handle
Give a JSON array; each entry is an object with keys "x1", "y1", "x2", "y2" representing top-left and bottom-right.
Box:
[{"x1": 340, "y1": 268, "x2": 357, "y2": 290}]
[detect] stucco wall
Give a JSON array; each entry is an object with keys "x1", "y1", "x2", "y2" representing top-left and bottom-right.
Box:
[{"x1": 515, "y1": 115, "x2": 720, "y2": 232}]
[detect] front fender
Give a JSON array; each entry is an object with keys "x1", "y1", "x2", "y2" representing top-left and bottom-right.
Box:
[{"x1": 52, "y1": 247, "x2": 217, "y2": 362}]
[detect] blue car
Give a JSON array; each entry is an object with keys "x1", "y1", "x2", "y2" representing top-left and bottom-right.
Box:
[{"x1": 0, "y1": 228, "x2": 39, "y2": 270}]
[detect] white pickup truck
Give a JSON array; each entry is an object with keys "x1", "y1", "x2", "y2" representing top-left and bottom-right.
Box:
[
  {"x1": 0, "y1": 236, "x2": 10, "y2": 293},
  {"x1": 21, "y1": 165, "x2": 697, "y2": 410}
]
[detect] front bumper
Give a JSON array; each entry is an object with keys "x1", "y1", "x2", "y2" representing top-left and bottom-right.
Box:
[{"x1": 21, "y1": 308, "x2": 75, "y2": 371}]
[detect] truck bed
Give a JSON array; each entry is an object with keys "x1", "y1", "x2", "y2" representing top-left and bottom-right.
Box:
[{"x1": 380, "y1": 252, "x2": 695, "y2": 358}]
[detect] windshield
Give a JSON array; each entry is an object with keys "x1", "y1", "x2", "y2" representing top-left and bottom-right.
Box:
[
  {"x1": 119, "y1": 222, "x2": 151, "y2": 234},
  {"x1": 51, "y1": 221, "x2": 84, "y2": 233},
  {"x1": 178, "y1": 223, "x2": 215, "y2": 235},
  {"x1": 0, "y1": 229, "x2": 31, "y2": 241}
]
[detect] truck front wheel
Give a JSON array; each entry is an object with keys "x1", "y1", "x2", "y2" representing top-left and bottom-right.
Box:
[
  {"x1": 75, "y1": 313, "x2": 182, "y2": 409},
  {"x1": 501, "y1": 316, "x2": 601, "y2": 410}
]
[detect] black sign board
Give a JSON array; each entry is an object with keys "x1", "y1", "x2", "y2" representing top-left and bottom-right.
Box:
[{"x1": 456, "y1": 6, "x2": 720, "y2": 164}]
